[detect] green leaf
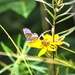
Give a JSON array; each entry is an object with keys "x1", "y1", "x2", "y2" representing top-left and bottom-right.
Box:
[
  {"x1": 1, "y1": 42, "x2": 15, "y2": 62},
  {"x1": 0, "y1": 64, "x2": 13, "y2": 74},
  {"x1": 66, "y1": 68, "x2": 69, "y2": 75},
  {"x1": 1, "y1": 42, "x2": 13, "y2": 53},
  {"x1": 10, "y1": 0, "x2": 36, "y2": 18},
  {"x1": 19, "y1": 64, "x2": 27, "y2": 75},
  {"x1": 60, "y1": 54, "x2": 67, "y2": 61},
  {"x1": 23, "y1": 41, "x2": 27, "y2": 51},
  {"x1": 57, "y1": 4, "x2": 64, "y2": 13},
  {"x1": 36, "y1": 0, "x2": 52, "y2": 8},
  {"x1": 56, "y1": 13, "x2": 75, "y2": 24},
  {"x1": 57, "y1": 6, "x2": 73, "y2": 19},
  {"x1": 52, "y1": 0, "x2": 54, "y2": 9},
  {"x1": 30, "y1": 64, "x2": 47, "y2": 73},
  {"x1": 0, "y1": 0, "x2": 10, "y2": 13},
  {"x1": 0, "y1": 0, "x2": 36, "y2": 18},
  {"x1": 58, "y1": 26, "x2": 75, "y2": 37},
  {"x1": 69, "y1": 59, "x2": 73, "y2": 66},
  {"x1": 10, "y1": 63, "x2": 19, "y2": 75},
  {"x1": 36, "y1": 0, "x2": 54, "y2": 19},
  {"x1": 23, "y1": 41, "x2": 31, "y2": 54},
  {"x1": 59, "y1": 0, "x2": 75, "y2": 6},
  {"x1": 45, "y1": 17, "x2": 52, "y2": 26},
  {"x1": 46, "y1": 9, "x2": 54, "y2": 19},
  {"x1": 17, "y1": 34, "x2": 21, "y2": 48}
]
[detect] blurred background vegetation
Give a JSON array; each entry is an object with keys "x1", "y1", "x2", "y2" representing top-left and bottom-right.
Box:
[{"x1": 0, "y1": 0, "x2": 75, "y2": 75}]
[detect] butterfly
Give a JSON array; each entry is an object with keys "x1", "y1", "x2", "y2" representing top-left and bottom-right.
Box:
[{"x1": 23, "y1": 28, "x2": 38, "y2": 42}]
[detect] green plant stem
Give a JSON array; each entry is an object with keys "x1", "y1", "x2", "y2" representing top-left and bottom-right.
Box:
[
  {"x1": 0, "y1": 25, "x2": 21, "y2": 54},
  {"x1": 41, "y1": 1, "x2": 56, "y2": 74},
  {"x1": 52, "y1": 2, "x2": 57, "y2": 75},
  {"x1": 0, "y1": 25, "x2": 33, "y2": 75}
]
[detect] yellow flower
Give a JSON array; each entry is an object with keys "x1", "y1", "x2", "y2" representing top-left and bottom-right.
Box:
[
  {"x1": 28, "y1": 34, "x2": 65, "y2": 57},
  {"x1": 28, "y1": 39, "x2": 42, "y2": 48}
]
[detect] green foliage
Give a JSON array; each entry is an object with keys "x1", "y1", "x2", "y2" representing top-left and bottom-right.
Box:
[
  {"x1": 0, "y1": 64, "x2": 13, "y2": 74},
  {"x1": 0, "y1": 0, "x2": 36, "y2": 18},
  {"x1": 0, "y1": 32, "x2": 47, "y2": 75},
  {"x1": 0, "y1": 0, "x2": 75, "y2": 75},
  {"x1": 1, "y1": 42, "x2": 15, "y2": 62}
]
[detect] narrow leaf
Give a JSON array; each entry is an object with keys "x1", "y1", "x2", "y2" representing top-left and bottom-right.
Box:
[
  {"x1": 0, "y1": 64, "x2": 13, "y2": 74},
  {"x1": 10, "y1": 63, "x2": 19, "y2": 75},
  {"x1": 17, "y1": 34, "x2": 21, "y2": 48},
  {"x1": 57, "y1": 4, "x2": 64, "y2": 12},
  {"x1": 59, "y1": 46, "x2": 75, "y2": 54},
  {"x1": 56, "y1": 13, "x2": 75, "y2": 24},
  {"x1": 1, "y1": 42, "x2": 15, "y2": 62},
  {"x1": 45, "y1": 17, "x2": 52, "y2": 26},
  {"x1": 59, "y1": 0, "x2": 75, "y2": 6},
  {"x1": 69, "y1": 59, "x2": 73, "y2": 66},
  {"x1": 1, "y1": 42, "x2": 13, "y2": 53},
  {"x1": 46, "y1": 8, "x2": 54, "y2": 19},
  {"x1": 25, "y1": 47, "x2": 31, "y2": 54},
  {"x1": 66, "y1": 68, "x2": 69, "y2": 75},
  {"x1": 55, "y1": 58, "x2": 75, "y2": 69},
  {"x1": 36, "y1": 0, "x2": 52, "y2": 8},
  {"x1": 30, "y1": 65, "x2": 47, "y2": 73},
  {"x1": 60, "y1": 54, "x2": 67, "y2": 61},
  {"x1": 52, "y1": 0, "x2": 54, "y2": 9},
  {"x1": 23, "y1": 41, "x2": 27, "y2": 50},
  {"x1": 57, "y1": 6, "x2": 73, "y2": 18},
  {"x1": 58, "y1": 26, "x2": 75, "y2": 38},
  {"x1": 23, "y1": 41, "x2": 31, "y2": 54}
]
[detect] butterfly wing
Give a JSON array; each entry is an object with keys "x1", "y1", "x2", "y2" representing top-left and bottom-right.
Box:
[
  {"x1": 31, "y1": 33, "x2": 38, "y2": 42},
  {"x1": 23, "y1": 28, "x2": 32, "y2": 41},
  {"x1": 23, "y1": 28, "x2": 38, "y2": 42}
]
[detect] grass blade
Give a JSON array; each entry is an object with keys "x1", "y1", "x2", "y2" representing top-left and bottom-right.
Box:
[
  {"x1": 36, "y1": 0, "x2": 52, "y2": 8},
  {"x1": 30, "y1": 64, "x2": 47, "y2": 73},
  {"x1": 58, "y1": 26, "x2": 75, "y2": 37},
  {"x1": 1, "y1": 42, "x2": 15, "y2": 62},
  {"x1": 59, "y1": 0, "x2": 75, "y2": 6},
  {"x1": 17, "y1": 34, "x2": 21, "y2": 48},
  {"x1": 57, "y1": 6, "x2": 73, "y2": 18},
  {"x1": 23, "y1": 41, "x2": 31, "y2": 54},
  {"x1": 56, "y1": 13, "x2": 75, "y2": 24},
  {"x1": 0, "y1": 64, "x2": 13, "y2": 74}
]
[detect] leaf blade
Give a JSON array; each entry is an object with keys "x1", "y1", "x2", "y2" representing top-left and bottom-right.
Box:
[{"x1": 56, "y1": 13, "x2": 75, "y2": 24}]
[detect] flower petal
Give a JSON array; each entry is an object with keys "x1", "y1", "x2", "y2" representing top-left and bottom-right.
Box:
[
  {"x1": 38, "y1": 47, "x2": 47, "y2": 57},
  {"x1": 55, "y1": 41, "x2": 62, "y2": 45},
  {"x1": 28, "y1": 39, "x2": 42, "y2": 48},
  {"x1": 54, "y1": 34, "x2": 59, "y2": 41},
  {"x1": 48, "y1": 43, "x2": 57, "y2": 51},
  {"x1": 44, "y1": 34, "x2": 52, "y2": 39}
]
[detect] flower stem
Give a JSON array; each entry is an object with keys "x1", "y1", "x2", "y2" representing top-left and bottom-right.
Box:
[{"x1": 52, "y1": 1, "x2": 58, "y2": 75}]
